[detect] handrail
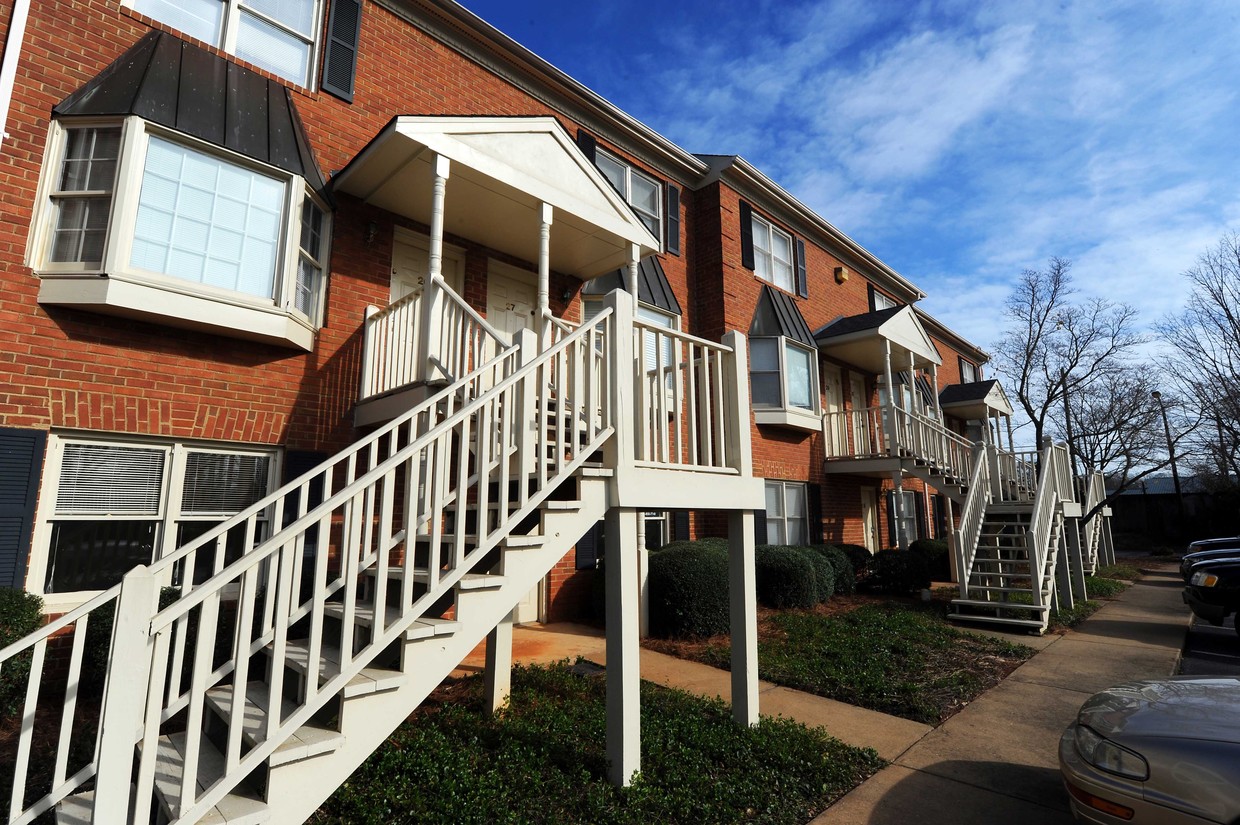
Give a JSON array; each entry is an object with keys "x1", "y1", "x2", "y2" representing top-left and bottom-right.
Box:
[
  {"x1": 954, "y1": 442, "x2": 992, "y2": 591},
  {"x1": 632, "y1": 318, "x2": 741, "y2": 472},
  {"x1": 821, "y1": 403, "x2": 973, "y2": 481},
  {"x1": 1024, "y1": 442, "x2": 1070, "y2": 610}
]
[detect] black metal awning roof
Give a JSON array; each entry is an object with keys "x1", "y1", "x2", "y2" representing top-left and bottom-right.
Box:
[
  {"x1": 749, "y1": 285, "x2": 814, "y2": 347},
  {"x1": 580, "y1": 255, "x2": 682, "y2": 315}
]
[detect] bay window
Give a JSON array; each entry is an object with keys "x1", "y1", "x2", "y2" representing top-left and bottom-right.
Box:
[
  {"x1": 751, "y1": 336, "x2": 819, "y2": 429},
  {"x1": 33, "y1": 117, "x2": 330, "y2": 349}
]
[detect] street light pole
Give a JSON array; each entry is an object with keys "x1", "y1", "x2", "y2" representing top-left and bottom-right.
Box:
[{"x1": 1151, "y1": 390, "x2": 1185, "y2": 527}]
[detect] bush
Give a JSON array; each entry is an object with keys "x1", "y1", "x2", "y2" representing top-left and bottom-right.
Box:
[
  {"x1": 754, "y1": 546, "x2": 818, "y2": 609},
  {"x1": 648, "y1": 540, "x2": 731, "y2": 638},
  {"x1": 910, "y1": 538, "x2": 951, "y2": 581},
  {"x1": 0, "y1": 589, "x2": 44, "y2": 717},
  {"x1": 865, "y1": 549, "x2": 930, "y2": 596},
  {"x1": 800, "y1": 546, "x2": 836, "y2": 603},
  {"x1": 1084, "y1": 576, "x2": 1126, "y2": 599},
  {"x1": 817, "y1": 545, "x2": 856, "y2": 595},
  {"x1": 837, "y1": 544, "x2": 874, "y2": 581}
]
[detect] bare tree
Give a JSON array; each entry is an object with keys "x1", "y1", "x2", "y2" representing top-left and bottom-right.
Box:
[
  {"x1": 992, "y1": 257, "x2": 1148, "y2": 464},
  {"x1": 1158, "y1": 231, "x2": 1240, "y2": 483}
]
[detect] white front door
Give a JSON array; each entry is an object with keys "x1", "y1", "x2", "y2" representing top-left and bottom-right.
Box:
[
  {"x1": 860, "y1": 488, "x2": 880, "y2": 553},
  {"x1": 822, "y1": 366, "x2": 845, "y2": 456},
  {"x1": 849, "y1": 374, "x2": 869, "y2": 454},
  {"x1": 390, "y1": 229, "x2": 464, "y2": 303}
]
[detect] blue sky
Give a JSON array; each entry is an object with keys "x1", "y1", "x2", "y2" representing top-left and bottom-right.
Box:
[{"x1": 457, "y1": 0, "x2": 1240, "y2": 354}]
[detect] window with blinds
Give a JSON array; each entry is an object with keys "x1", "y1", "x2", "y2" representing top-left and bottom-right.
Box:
[{"x1": 55, "y1": 443, "x2": 165, "y2": 515}]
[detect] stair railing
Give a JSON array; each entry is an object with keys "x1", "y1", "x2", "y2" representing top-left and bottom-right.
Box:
[
  {"x1": 360, "y1": 280, "x2": 509, "y2": 401},
  {"x1": 0, "y1": 332, "x2": 526, "y2": 824},
  {"x1": 1080, "y1": 471, "x2": 1105, "y2": 569},
  {"x1": 953, "y1": 441, "x2": 992, "y2": 591},
  {"x1": 1024, "y1": 442, "x2": 1072, "y2": 611},
  {"x1": 119, "y1": 310, "x2": 617, "y2": 823}
]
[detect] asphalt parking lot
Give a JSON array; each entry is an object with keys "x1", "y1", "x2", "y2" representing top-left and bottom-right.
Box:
[{"x1": 1179, "y1": 613, "x2": 1240, "y2": 676}]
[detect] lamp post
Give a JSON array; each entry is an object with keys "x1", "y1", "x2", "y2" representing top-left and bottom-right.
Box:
[{"x1": 1151, "y1": 390, "x2": 1185, "y2": 527}]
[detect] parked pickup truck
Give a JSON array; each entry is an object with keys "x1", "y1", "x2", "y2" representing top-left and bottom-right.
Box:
[
  {"x1": 1180, "y1": 535, "x2": 1240, "y2": 581},
  {"x1": 1183, "y1": 539, "x2": 1240, "y2": 637}
]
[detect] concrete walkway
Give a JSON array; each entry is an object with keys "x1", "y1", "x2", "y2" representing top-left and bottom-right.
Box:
[{"x1": 456, "y1": 563, "x2": 1190, "y2": 823}]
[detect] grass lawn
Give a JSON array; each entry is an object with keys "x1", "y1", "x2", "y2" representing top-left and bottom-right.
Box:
[
  {"x1": 312, "y1": 662, "x2": 884, "y2": 825},
  {"x1": 650, "y1": 601, "x2": 1035, "y2": 725}
]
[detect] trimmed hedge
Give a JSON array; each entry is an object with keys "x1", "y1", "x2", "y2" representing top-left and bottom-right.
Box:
[
  {"x1": 0, "y1": 589, "x2": 44, "y2": 716},
  {"x1": 754, "y1": 546, "x2": 817, "y2": 609},
  {"x1": 800, "y1": 547, "x2": 836, "y2": 603},
  {"x1": 836, "y1": 544, "x2": 874, "y2": 581},
  {"x1": 817, "y1": 545, "x2": 856, "y2": 595},
  {"x1": 648, "y1": 540, "x2": 731, "y2": 638},
  {"x1": 865, "y1": 549, "x2": 930, "y2": 596},
  {"x1": 910, "y1": 538, "x2": 951, "y2": 581}
]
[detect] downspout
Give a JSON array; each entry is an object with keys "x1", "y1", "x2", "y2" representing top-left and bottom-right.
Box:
[{"x1": 0, "y1": 0, "x2": 32, "y2": 152}]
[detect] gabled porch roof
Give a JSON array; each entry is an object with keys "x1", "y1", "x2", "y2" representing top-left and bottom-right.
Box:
[
  {"x1": 330, "y1": 116, "x2": 660, "y2": 278},
  {"x1": 939, "y1": 379, "x2": 1014, "y2": 419},
  {"x1": 813, "y1": 305, "x2": 941, "y2": 373}
]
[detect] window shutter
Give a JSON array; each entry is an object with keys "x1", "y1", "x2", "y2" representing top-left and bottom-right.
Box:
[
  {"x1": 576, "y1": 129, "x2": 597, "y2": 164},
  {"x1": 795, "y1": 238, "x2": 808, "y2": 298},
  {"x1": 0, "y1": 428, "x2": 45, "y2": 589},
  {"x1": 886, "y1": 491, "x2": 897, "y2": 547},
  {"x1": 807, "y1": 483, "x2": 822, "y2": 545},
  {"x1": 673, "y1": 509, "x2": 690, "y2": 541},
  {"x1": 914, "y1": 492, "x2": 926, "y2": 541},
  {"x1": 753, "y1": 508, "x2": 767, "y2": 545},
  {"x1": 867, "y1": 284, "x2": 877, "y2": 312},
  {"x1": 321, "y1": 0, "x2": 363, "y2": 102},
  {"x1": 576, "y1": 520, "x2": 602, "y2": 570},
  {"x1": 665, "y1": 183, "x2": 681, "y2": 256},
  {"x1": 739, "y1": 200, "x2": 755, "y2": 270}
]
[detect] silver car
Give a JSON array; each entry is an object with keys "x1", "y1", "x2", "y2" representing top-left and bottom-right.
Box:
[{"x1": 1060, "y1": 677, "x2": 1240, "y2": 824}]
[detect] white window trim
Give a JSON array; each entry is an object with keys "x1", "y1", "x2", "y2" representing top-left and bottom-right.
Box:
[
  {"x1": 29, "y1": 432, "x2": 281, "y2": 611},
  {"x1": 29, "y1": 117, "x2": 330, "y2": 350},
  {"x1": 122, "y1": 0, "x2": 325, "y2": 89},
  {"x1": 595, "y1": 148, "x2": 662, "y2": 248},
  {"x1": 751, "y1": 213, "x2": 794, "y2": 292},
  {"x1": 764, "y1": 480, "x2": 809, "y2": 546},
  {"x1": 751, "y1": 336, "x2": 821, "y2": 431}
]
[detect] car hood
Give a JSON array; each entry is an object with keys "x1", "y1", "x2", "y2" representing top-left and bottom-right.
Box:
[{"x1": 1080, "y1": 678, "x2": 1240, "y2": 742}]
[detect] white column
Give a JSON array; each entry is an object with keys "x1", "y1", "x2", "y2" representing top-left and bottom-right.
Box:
[
  {"x1": 891, "y1": 470, "x2": 907, "y2": 550},
  {"x1": 419, "y1": 154, "x2": 451, "y2": 380},
  {"x1": 538, "y1": 202, "x2": 553, "y2": 349},
  {"x1": 881, "y1": 340, "x2": 896, "y2": 455},
  {"x1": 931, "y1": 363, "x2": 941, "y2": 418},
  {"x1": 0, "y1": 0, "x2": 31, "y2": 151},
  {"x1": 484, "y1": 610, "x2": 514, "y2": 715},
  {"x1": 728, "y1": 509, "x2": 759, "y2": 725},
  {"x1": 627, "y1": 243, "x2": 647, "y2": 575},
  {"x1": 605, "y1": 506, "x2": 641, "y2": 787},
  {"x1": 627, "y1": 242, "x2": 640, "y2": 299}
]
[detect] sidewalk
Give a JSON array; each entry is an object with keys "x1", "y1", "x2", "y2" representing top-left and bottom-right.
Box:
[{"x1": 456, "y1": 563, "x2": 1190, "y2": 823}]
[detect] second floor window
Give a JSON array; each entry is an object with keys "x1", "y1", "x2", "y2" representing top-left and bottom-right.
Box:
[
  {"x1": 751, "y1": 214, "x2": 794, "y2": 292},
  {"x1": 595, "y1": 150, "x2": 661, "y2": 241},
  {"x1": 751, "y1": 337, "x2": 816, "y2": 412},
  {"x1": 130, "y1": 0, "x2": 322, "y2": 86}
]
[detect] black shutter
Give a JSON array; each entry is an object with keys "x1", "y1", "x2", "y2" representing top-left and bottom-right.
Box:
[
  {"x1": 867, "y1": 283, "x2": 877, "y2": 312},
  {"x1": 0, "y1": 428, "x2": 46, "y2": 589},
  {"x1": 321, "y1": 0, "x2": 362, "y2": 102},
  {"x1": 576, "y1": 521, "x2": 603, "y2": 570},
  {"x1": 886, "y1": 491, "x2": 897, "y2": 547},
  {"x1": 795, "y1": 238, "x2": 808, "y2": 298},
  {"x1": 576, "y1": 129, "x2": 597, "y2": 164},
  {"x1": 807, "y1": 483, "x2": 822, "y2": 545},
  {"x1": 914, "y1": 492, "x2": 926, "y2": 541},
  {"x1": 753, "y1": 509, "x2": 768, "y2": 545},
  {"x1": 932, "y1": 495, "x2": 947, "y2": 539},
  {"x1": 739, "y1": 200, "x2": 755, "y2": 270},
  {"x1": 665, "y1": 183, "x2": 681, "y2": 256},
  {"x1": 673, "y1": 509, "x2": 690, "y2": 541}
]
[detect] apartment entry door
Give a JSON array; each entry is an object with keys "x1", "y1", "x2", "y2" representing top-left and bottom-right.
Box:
[
  {"x1": 823, "y1": 366, "x2": 846, "y2": 456},
  {"x1": 485, "y1": 260, "x2": 543, "y2": 623},
  {"x1": 860, "y1": 488, "x2": 880, "y2": 553},
  {"x1": 849, "y1": 374, "x2": 869, "y2": 454},
  {"x1": 390, "y1": 229, "x2": 464, "y2": 303}
]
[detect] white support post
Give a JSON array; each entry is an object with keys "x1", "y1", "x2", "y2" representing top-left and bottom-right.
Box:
[
  {"x1": 627, "y1": 245, "x2": 647, "y2": 573},
  {"x1": 627, "y1": 243, "x2": 640, "y2": 299},
  {"x1": 603, "y1": 290, "x2": 636, "y2": 491},
  {"x1": 513, "y1": 328, "x2": 539, "y2": 478},
  {"x1": 722, "y1": 331, "x2": 755, "y2": 476},
  {"x1": 604, "y1": 507, "x2": 641, "y2": 787},
  {"x1": 881, "y1": 340, "x2": 896, "y2": 455},
  {"x1": 1065, "y1": 517, "x2": 1087, "y2": 602},
  {"x1": 728, "y1": 509, "x2": 758, "y2": 726},
  {"x1": 537, "y1": 202, "x2": 553, "y2": 350},
  {"x1": 931, "y1": 363, "x2": 941, "y2": 419},
  {"x1": 419, "y1": 154, "x2": 450, "y2": 381},
  {"x1": 484, "y1": 610, "x2": 514, "y2": 715},
  {"x1": 93, "y1": 567, "x2": 159, "y2": 822},
  {"x1": 891, "y1": 471, "x2": 908, "y2": 550},
  {"x1": 0, "y1": 0, "x2": 31, "y2": 151},
  {"x1": 1102, "y1": 512, "x2": 1117, "y2": 567}
]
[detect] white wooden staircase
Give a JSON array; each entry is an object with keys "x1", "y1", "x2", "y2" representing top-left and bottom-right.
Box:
[{"x1": 0, "y1": 288, "x2": 759, "y2": 824}]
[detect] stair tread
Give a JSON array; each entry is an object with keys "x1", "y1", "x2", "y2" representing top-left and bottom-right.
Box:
[
  {"x1": 282, "y1": 641, "x2": 406, "y2": 697},
  {"x1": 950, "y1": 598, "x2": 1050, "y2": 613},
  {"x1": 947, "y1": 613, "x2": 1047, "y2": 630},
  {"x1": 204, "y1": 681, "x2": 344, "y2": 766},
  {"x1": 364, "y1": 568, "x2": 506, "y2": 589},
  {"x1": 149, "y1": 732, "x2": 269, "y2": 825},
  {"x1": 322, "y1": 602, "x2": 460, "y2": 639}
]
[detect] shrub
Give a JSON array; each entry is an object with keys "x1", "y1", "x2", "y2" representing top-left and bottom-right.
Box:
[
  {"x1": 648, "y1": 541, "x2": 731, "y2": 638},
  {"x1": 817, "y1": 545, "x2": 856, "y2": 595},
  {"x1": 754, "y1": 546, "x2": 818, "y2": 609},
  {"x1": 910, "y1": 538, "x2": 951, "y2": 581},
  {"x1": 0, "y1": 589, "x2": 44, "y2": 717},
  {"x1": 837, "y1": 544, "x2": 874, "y2": 581},
  {"x1": 800, "y1": 546, "x2": 836, "y2": 603},
  {"x1": 865, "y1": 549, "x2": 930, "y2": 596}
]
